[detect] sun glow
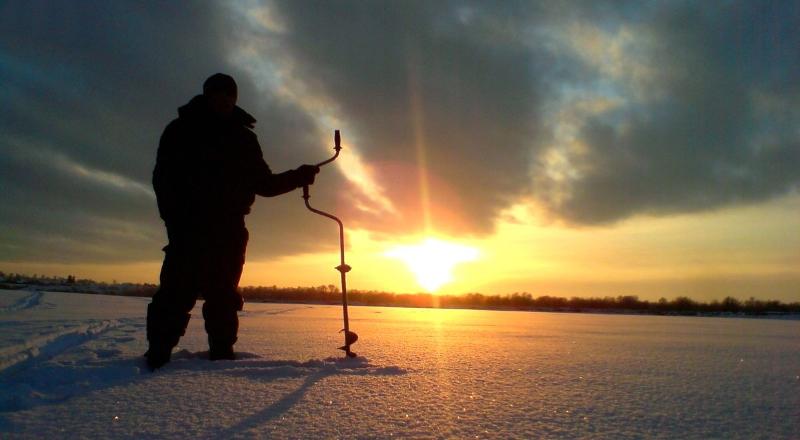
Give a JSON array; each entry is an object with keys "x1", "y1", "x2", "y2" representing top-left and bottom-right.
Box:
[{"x1": 385, "y1": 238, "x2": 480, "y2": 292}]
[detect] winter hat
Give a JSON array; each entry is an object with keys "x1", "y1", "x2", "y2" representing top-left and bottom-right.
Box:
[{"x1": 203, "y1": 73, "x2": 237, "y2": 96}]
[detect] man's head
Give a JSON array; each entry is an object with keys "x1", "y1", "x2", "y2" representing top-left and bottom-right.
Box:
[{"x1": 203, "y1": 73, "x2": 238, "y2": 116}]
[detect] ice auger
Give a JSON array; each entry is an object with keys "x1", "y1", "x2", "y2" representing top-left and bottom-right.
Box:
[{"x1": 302, "y1": 130, "x2": 358, "y2": 357}]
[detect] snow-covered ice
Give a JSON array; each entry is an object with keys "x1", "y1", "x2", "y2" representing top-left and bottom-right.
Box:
[{"x1": 0, "y1": 289, "x2": 798, "y2": 439}]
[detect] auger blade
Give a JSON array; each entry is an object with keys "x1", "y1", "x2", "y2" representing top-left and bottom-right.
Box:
[{"x1": 340, "y1": 329, "x2": 359, "y2": 345}]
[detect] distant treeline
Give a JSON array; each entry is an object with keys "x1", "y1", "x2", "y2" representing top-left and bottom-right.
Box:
[
  {"x1": 241, "y1": 285, "x2": 800, "y2": 316},
  {"x1": 0, "y1": 271, "x2": 157, "y2": 297},
  {"x1": 2, "y1": 270, "x2": 798, "y2": 315}
]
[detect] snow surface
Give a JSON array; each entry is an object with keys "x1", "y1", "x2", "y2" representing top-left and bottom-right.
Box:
[{"x1": 0, "y1": 289, "x2": 798, "y2": 439}]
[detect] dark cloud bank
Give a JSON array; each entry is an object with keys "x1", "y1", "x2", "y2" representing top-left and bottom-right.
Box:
[
  {"x1": 0, "y1": 1, "x2": 323, "y2": 263},
  {"x1": 542, "y1": 1, "x2": 800, "y2": 224},
  {"x1": 0, "y1": 1, "x2": 797, "y2": 265}
]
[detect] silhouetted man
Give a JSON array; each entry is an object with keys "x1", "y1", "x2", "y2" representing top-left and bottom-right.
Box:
[{"x1": 146, "y1": 73, "x2": 319, "y2": 370}]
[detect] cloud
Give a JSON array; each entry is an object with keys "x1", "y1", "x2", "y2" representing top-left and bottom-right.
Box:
[
  {"x1": 264, "y1": 0, "x2": 550, "y2": 234},
  {"x1": 266, "y1": 0, "x2": 799, "y2": 230},
  {"x1": 530, "y1": 1, "x2": 800, "y2": 224},
  {"x1": 0, "y1": 1, "x2": 332, "y2": 264},
  {"x1": 1, "y1": 0, "x2": 798, "y2": 268}
]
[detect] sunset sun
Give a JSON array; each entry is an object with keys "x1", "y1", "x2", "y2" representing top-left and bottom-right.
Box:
[{"x1": 385, "y1": 238, "x2": 480, "y2": 292}]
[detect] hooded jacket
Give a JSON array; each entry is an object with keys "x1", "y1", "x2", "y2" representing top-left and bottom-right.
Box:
[{"x1": 153, "y1": 95, "x2": 300, "y2": 234}]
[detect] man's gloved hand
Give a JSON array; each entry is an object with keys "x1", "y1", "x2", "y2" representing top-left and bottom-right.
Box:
[{"x1": 295, "y1": 164, "x2": 320, "y2": 186}]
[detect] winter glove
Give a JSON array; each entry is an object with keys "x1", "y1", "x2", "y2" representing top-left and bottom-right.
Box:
[{"x1": 295, "y1": 164, "x2": 320, "y2": 187}]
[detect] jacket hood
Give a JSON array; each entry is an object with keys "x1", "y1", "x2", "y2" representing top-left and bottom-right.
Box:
[{"x1": 177, "y1": 95, "x2": 257, "y2": 128}]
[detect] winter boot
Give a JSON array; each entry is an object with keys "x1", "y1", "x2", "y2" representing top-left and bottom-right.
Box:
[
  {"x1": 145, "y1": 304, "x2": 191, "y2": 371},
  {"x1": 145, "y1": 344, "x2": 172, "y2": 371}
]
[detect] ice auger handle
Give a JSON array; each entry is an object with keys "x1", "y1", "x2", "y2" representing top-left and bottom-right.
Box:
[{"x1": 314, "y1": 129, "x2": 341, "y2": 168}]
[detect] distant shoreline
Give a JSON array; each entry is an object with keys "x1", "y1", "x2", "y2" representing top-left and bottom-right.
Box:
[
  {"x1": 242, "y1": 298, "x2": 800, "y2": 320},
  {"x1": 2, "y1": 280, "x2": 799, "y2": 320},
  {"x1": 243, "y1": 298, "x2": 800, "y2": 320}
]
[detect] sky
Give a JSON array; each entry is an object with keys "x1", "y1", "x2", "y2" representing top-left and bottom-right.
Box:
[{"x1": 1, "y1": 1, "x2": 798, "y2": 301}]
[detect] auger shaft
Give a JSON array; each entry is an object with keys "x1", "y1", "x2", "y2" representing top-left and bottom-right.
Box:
[{"x1": 302, "y1": 130, "x2": 358, "y2": 357}]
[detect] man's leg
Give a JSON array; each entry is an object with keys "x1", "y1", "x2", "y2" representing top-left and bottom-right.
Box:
[
  {"x1": 146, "y1": 245, "x2": 199, "y2": 369},
  {"x1": 203, "y1": 231, "x2": 247, "y2": 360}
]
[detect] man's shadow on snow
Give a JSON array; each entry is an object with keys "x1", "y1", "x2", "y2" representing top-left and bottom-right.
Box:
[
  {"x1": 177, "y1": 354, "x2": 409, "y2": 436},
  {"x1": 0, "y1": 348, "x2": 406, "y2": 434}
]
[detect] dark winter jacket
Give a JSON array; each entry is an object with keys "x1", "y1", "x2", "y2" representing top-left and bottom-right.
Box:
[{"x1": 153, "y1": 95, "x2": 301, "y2": 236}]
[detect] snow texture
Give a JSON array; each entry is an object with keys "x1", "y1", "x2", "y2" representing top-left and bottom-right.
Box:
[
  {"x1": 0, "y1": 289, "x2": 798, "y2": 439},
  {"x1": 0, "y1": 290, "x2": 43, "y2": 313}
]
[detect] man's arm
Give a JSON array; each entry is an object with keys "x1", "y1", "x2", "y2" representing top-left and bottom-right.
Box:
[
  {"x1": 249, "y1": 138, "x2": 319, "y2": 197},
  {"x1": 253, "y1": 160, "x2": 302, "y2": 197},
  {"x1": 153, "y1": 121, "x2": 187, "y2": 223}
]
